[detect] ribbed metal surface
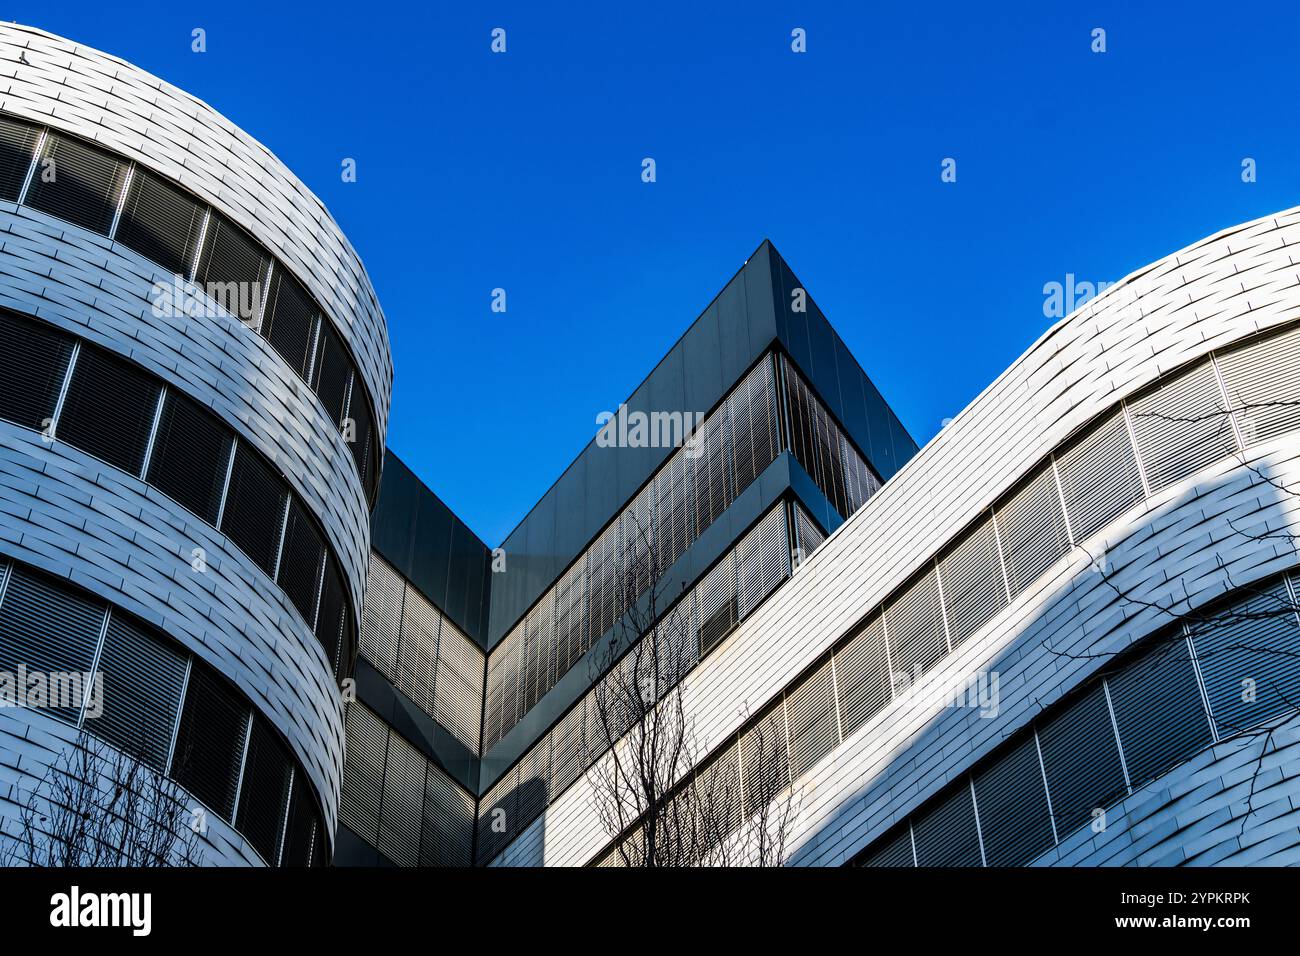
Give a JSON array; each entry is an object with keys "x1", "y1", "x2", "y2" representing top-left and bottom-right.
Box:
[
  {"x1": 1055, "y1": 409, "x2": 1146, "y2": 542},
  {"x1": 995, "y1": 463, "x2": 1069, "y2": 594},
  {"x1": 910, "y1": 781, "x2": 981, "y2": 867},
  {"x1": 834, "y1": 613, "x2": 892, "y2": 738},
  {"x1": 1129, "y1": 360, "x2": 1237, "y2": 493},
  {"x1": 433, "y1": 620, "x2": 484, "y2": 754},
  {"x1": 883, "y1": 566, "x2": 947, "y2": 678},
  {"x1": 338, "y1": 703, "x2": 389, "y2": 847},
  {"x1": 398, "y1": 586, "x2": 440, "y2": 716},
  {"x1": 970, "y1": 734, "x2": 1054, "y2": 866},
  {"x1": 1035, "y1": 684, "x2": 1127, "y2": 837},
  {"x1": 375, "y1": 729, "x2": 425, "y2": 868},
  {"x1": 937, "y1": 513, "x2": 1006, "y2": 648},
  {"x1": 95, "y1": 613, "x2": 187, "y2": 771},
  {"x1": 784, "y1": 658, "x2": 838, "y2": 778}
]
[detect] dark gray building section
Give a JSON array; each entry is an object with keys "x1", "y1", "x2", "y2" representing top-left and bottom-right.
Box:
[
  {"x1": 370, "y1": 450, "x2": 492, "y2": 648},
  {"x1": 487, "y1": 241, "x2": 918, "y2": 648}
]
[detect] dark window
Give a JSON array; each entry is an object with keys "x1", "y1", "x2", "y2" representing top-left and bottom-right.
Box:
[
  {"x1": 1106, "y1": 640, "x2": 1213, "y2": 788},
  {"x1": 1035, "y1": 684, "x2": 1128, "y2": 837},
  {"x1": 422, "y1": 764, "x2": 475, "y2": 867},
  {"x1": 971, "y1": 733, "x2": 1055, "y2": 866},
  {"x1": 833, "y1": 613, "x2": 892, "y2": 737},
  {"x1": 57, "y1": 345, "x2": 161, "y2": 476},
  {"x1": 0, "y1": 309, "x2": 74, "y2": 430},
  {"x1": 785, "y1": 658, "x2": 839, "y2": 778},
  {"x1": 0, "y1": 116, "x2": 40, "y2": 202},
  {"x1": 262, "y1": 269, "x2": 319, "y2": 379},
  {"x1": 910, "y1": 780, "x2": 983, "y2": 866},
  {"x1": 740, "y1": 702, "x2": 788, "y2": 818},
  {"x1": 171, "y1": 663, "x2": 249, "y2": 822},
  {"x1": 218, "y1": 443, "x2": 288, "y2": 577},
  {"x1": 854, "y1": 825, "x2": 914, "y2": 867},
  {"x1": 25, "y1": 134, "x2": 127, "y2": 234},
  {"x1": 194, "y1": 213, "x2": 269, "y2": 324},
  {"x1": 347, "y1": 388, "x2": 375, "y2": 490},
  {"x1": 280, "y1": 774, "x2": 320, "y2": 867},
  {"x1": 277, "y1": 499, "x2": 325, "y2": 628},
  {"x1": 114, "y1": 167, "x2": 206, "y2": 276},
  {"x1": 94, "y1": 613, "x2": 188, "y2": 771},
  {"x1": 0, "y1": 566, "x2": 105, "y2": 723},
  {"x1": 315, "y1": 554, "x2": 348, "y2": 675},
  {"x1": 310, "y1": 319, "x2": 352, "y2": 426},
  {"x1": 235, "y1": 716, "x2": 294, "y2": 865},
  {"x1": 145, "y1": 391, "x2": 232, "y2": 525},
  {"x1": 938, "y1": 514, "x2": 1007, "y2": 648}
]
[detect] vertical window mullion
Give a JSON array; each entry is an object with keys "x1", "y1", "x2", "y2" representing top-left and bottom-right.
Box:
[
  {"x1": 137, "y1": 384, "x2": 168, "y2": 480},
  {"x1": 79, "y1": 606, "x2": 113, "y2": 727},
  {"x1": 47, "y1": 340, "x2": 81, "y2": 439},
  {"x1": 1049, "y1": 455, "x2": 1075, "y2": 546},
  {"x1": 1183, "y1": 625, "x2": 1220, "y2": 744},
  {"x1": 989, "y1": 508, "x2": 1015, "y2": 605},
  {"x1": 968, "y1": 775, "x2": 988, "y2": 867},
  {"x1": 213, "y1": 439, "x2": 239, "y2": 529},
  {"x1": 164, "y1": 657, "x2": 193, "y2": 777},
  {"x1": 17, "y1": 129, "x2": 47, "y2": 205},
  {"x1": 187, "y1": 207, "x2": 212, "y2": 282},
  {"x1": 107, "y1": 162, "x2": 134, "y2": 239},
  {"x1": 1033, "y1": 726, "x2": 1059, "y2": 845},
  {"x1": 230, "y1": 707, "x2": 255, "y2": 827},
  {"x1": 1101, "y1": 678, "x2": 1132, "y2": 793},
  {"x1": 1209, "y1": 352, "x2": 1247, "y2": 454},
  {"x1": 932, "y1": 558, "x2": 955, "y2": 655},
  {"x1": 1120, "y1": 400, "x2": 1154, "y2": 499},
  {"x1": 269, "y1": 494, "x2": 292, "y2": 583}
]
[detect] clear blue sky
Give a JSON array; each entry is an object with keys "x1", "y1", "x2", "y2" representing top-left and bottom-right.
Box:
[{"x1": 19, "y1": 1, "x2": 1298, "y2": 545}]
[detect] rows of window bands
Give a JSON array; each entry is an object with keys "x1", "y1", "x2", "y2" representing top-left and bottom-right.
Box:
[
  {"x1": 358, "y1": 554, "x2": 484, "y2": 753},
  {"x1": 781, "y1": 355, "x2": 881, "y2": 520},
  {"x1": 477, "y1": 504, "x2": 795, "y2": 864},
  {"x1": 340, "y1": 702, "x2": 476, "y2": 866},
  {"x1": 482, "y1": 356, "x2": 863, "y2": 754},
  {"x1": 0, "y1": 559, "x2": 327, "y2": 866},
  {"x1": 587, "y1": 320, "x2": 1300, "y2": 867},
  {"x1": 0, "y1": 308, "x2": 352, "y2": 678},
  {"x1": 854, "y1": 573, "x2": 1300, "y2": 866},
  {"x1": 0, "y1": 114, "x2": 378, "y2": 497}
]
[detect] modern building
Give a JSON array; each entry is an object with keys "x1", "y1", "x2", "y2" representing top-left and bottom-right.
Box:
[{"x1": 2, "y1": 23, "x2": 1299, "y2": 870}]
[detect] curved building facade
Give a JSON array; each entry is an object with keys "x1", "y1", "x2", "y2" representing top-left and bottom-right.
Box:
[
  {"x1": 0, "y1": 24, "x2": 390, "y2": 866},
  {"x1": 468, "y1": 208, "x2": 1300, "y2": 867}
]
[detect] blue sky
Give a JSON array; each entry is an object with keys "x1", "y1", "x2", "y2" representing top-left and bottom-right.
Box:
[{"x1": 20, "y1": 1, "x2": 1299, "y2": 544}]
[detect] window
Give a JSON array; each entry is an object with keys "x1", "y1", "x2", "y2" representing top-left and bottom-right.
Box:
[
  {"x1": 971, "y1": 734, "x2": 1055, "y2": 866},
  {"x1": 995, "y1": 464, "x2": 1070, "y2": 595},
  {"x1": 218, "y1": 443, "x2": 288, "y2": 577},
  {"x1": 171, "y1": 664, "x2": 250, "y2": 822},
  {"x1": 310, "y1": 318, "x2": 353, "y2": 426},
  {"x1": 277, "y1": 499, "x2": 325, "y2": 629},
  {"x1": 1055, "y1": 409, "x2": 1146, "y2": 542},
  {"x1": 397, "y1": 586, "x2": 440, "y2": 715},
  {"x1": 25, "y1": 134, "x2": 127, "y2": 234},
  {"x1": 1106, "y1": 640, "x2": 1212, "y2": 788},
  {"x1": 910, "y1": 781, "x2": 982, "y2": 866},
  {"x1": 0, "y1": 566, "x2": 104, "y2": 723},
  {"x1": 1190, "y1": 580, "x2": 1300, "y2": 738},
  {"x1": 740, "y1": 702, "x2": 789, "y2": 818},
  {"x1": 697, "y1": 553, "x2": 737, "y2": 656},
  {"x1": 347, "y1": 389, "x2": 375, "y2": 489},
  {"x1": 422, "y1": 763, "x2": 475, "y2": 867},
  {"x1": 884, "y1": 567, "x2": 948, "y2": 679},
  {"x1": 785, "y1": 658, "x2": 839, "y2": 778},
  {"x1": 339, "y1": 703, "x2": 387, "y2": 845},
  {"x1": 855, "y1": 825, "x2": 914, "y2": 867},
  {"x1": 360, "y1": 556, "x2": 403, "y2": 679},
  {"x1": 376, "y1": 729, "x2": 425, "y2": 867},
  {"x1": 1217, "y1": 324, "x2": 1300, "y2": 447},
  {"x1": 194, "y1": 213, "x2": 269, "y2": 324},
  {"x1": 145, "y1": 391, "x2": 232, "y2": 525},
  {"x1": 938, "y1": 514, "x2": 1007, "y2": 648},
  {"x1": 833, "y1": 613, "x2": 892, "y2": 738},
  {"x1": 434, "y1": 619, "x2": 484, "y2": 754},
  {"x1": 235, "y1": 716, "x2": 294, "y2": 865},
  {"x1": 1035, "y1": 684, "x2": 1127, "y2": 837},
  {"x1": 0, "y1": 308, "x2": 74, "y2": 430},
  {"x1": 262, "y1": 269, "x2": 319, "y2": 379},
  {"x1": 0, "y1": 116, "x2": 39, "y2": 201},
  {"x1": 735, "y1": 507, "x2": 789, "y2": 619},
  {"x1": 94, "y1": 613, "x2": 187, "y2": 771},
  {"x1": 1128, "y1": 360, "x2": 1237, "y2": 493},
  {"x1": 56, "y1": 345, "x2": 161, "y2": 476},
  {"x1": 114, "y1": 167, "x2": 205, "y2": 276},
  {"x1": 281, "y1": 775, "x2": 322, "y2": 867},
  {"x1": 315, "y1": 555, "x2": 348, "y2": 674}
]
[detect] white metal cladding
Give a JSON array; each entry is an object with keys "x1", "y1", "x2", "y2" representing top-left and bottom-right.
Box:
[
  {"x1": 487, "y1": 206, "x2": 1300, "y2": 866},
  {"x1": 0, "y1": 421, "x2": 345, "y2": 843},
  {"x1": 0, "y1": 23, "x2": 392, "y2": 431}
]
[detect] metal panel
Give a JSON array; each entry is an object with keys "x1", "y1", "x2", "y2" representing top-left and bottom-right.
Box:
[{"x1": 359, "y1": 555, "x2": 403, "y2": 681}]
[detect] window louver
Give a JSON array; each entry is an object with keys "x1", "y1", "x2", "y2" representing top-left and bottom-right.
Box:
[
  {"x1": 310, "y1": 317, "x2": 353, "y2": 426},
  {"x1": 277, "y1": 499, "x2": 325, "y2": 629},
  {"x1": 347, "y1": 390, "x2": 375, "y2": 487},
  {"x1": 280, "y1": 773, "x2": 320, "y2": 867},
  {"x1": 56, "y1": 345, "x2": 161, "y2": 476},
  {"x1": 114, "y1": 167, "x2": 205, "y2": 276},
  {"x1": 793, "y1": 503, "x2": 826, "y2": 564},
  {"x1": 692, "y1": 410, "x2": 731, "y2": 535},
  {"x1": 1106, "y1": 639, "x2": 1212, "y2": 788},
  {"x1": 145, "y1": 390, "x2": 232, "y2": 524},
  {"x1": 339, "y1": 702, "x2": 387, "y2": 844},
  {"x1": 910, "y1": 780, "x2": 982, "y2": 867},
  {"x1": 697, "y1": 553, "x2": 738, "y2": 656},
  {"x1": 262, "y1": 269, "x2": 319, "y2": 380},
  {"x1": 218, "y1": 443, "x2": 288, "y2": 577},
  {"x1": 995, "y1": 464, "x2": 1069, "y2": 595},
  {"x1": 730, "y1": 359, "x2": 779, "y2": 497},
  {"x1": 1217, "y1": 324, "x2": 1300, "y2": 447},
  {"x1": 433, "y1": 620, "x2": 484, "y2": 754},
  {"x1": 397, "y1": 586, "x2": 440, "y2": 715},
  {"x1": 1035, "y1": 684, "x2": 1127, "y2": 837},
  {"x1": 938, "y1": 514, "x2": 1007, "y2": 648},
  {"x1": 1055, "y1": 409, "x2": 1146, "y2": 542},
  {"x1": 315, "y1": 554, "x2": 348, "y2": 674},
  {"x1": 25, "y1": 134, "x2": 127, "y2": 234},
  {"x1": 235, "y1": 716, "x2": 294, "y2": 865},
  {"x1": 740, "y1": 702, "x2": 789, "y2": 818},
  {"x1": 171, "y1": 664, "x2": 249, "y2": 822},
  {"x1": 1128, "y1": 359, "x2": 1237, "y2": 493},
  {"x1": 655, "y1": 449, "x2": 691, "y2": 570},
  {"x1": 194, "y1": 213, "x2": 269, "y2": 324},
  {"x1": 735, "y1": 508, "x2": 789, "y2": 619},
  {"x1": 477, "y1": 765, "x2": 520, "y2": 861},
  {"x1": 376, "y1": 729, "x2": 424, "y2": 867},
  {"x1": 854, "y1": 825, "x2": 914, "y2": 867},
  {"x1": 785, "y1": 658, "x2": 839, "y2": 778},
  {"x1": 93, "y1": 613, "x2": 187, "y2": 771},
  {"x1": 0, "y1": 308, "x2": 74, "y2": 430},
  {"x1": 884, "y1": 566, "x2": 948, "y2": 679},
  {"x1": 422, "y1": 762, "x2": 475, "y2": 866},
  {"x1": 696, "y1": 739, "x2": 743, "y2": 851},
  {"x1": 834, "y1": 613, "x2": 892, "y2": 737},
  {"x1": 1189, "y1": 580, "x2": 1300, "y2": 738},
  {"x1": 971, "y1": 733, "x2": 1055, "y2": 866},
  {"x1": 0, "y1": 566, "x2": 104, "y2": 723},
  {"x1": 517, "y1": 737, "x2": 551, "y2": 827},
  {"x1": 0, "y1": 116, "x2": 39, "y2": 201},
  {"x1": 549, "y1": 702, "x2": 585, "y2": 796},
  {"x1": 360, "y1": 555, "x2": 403, "y2": 679}
]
